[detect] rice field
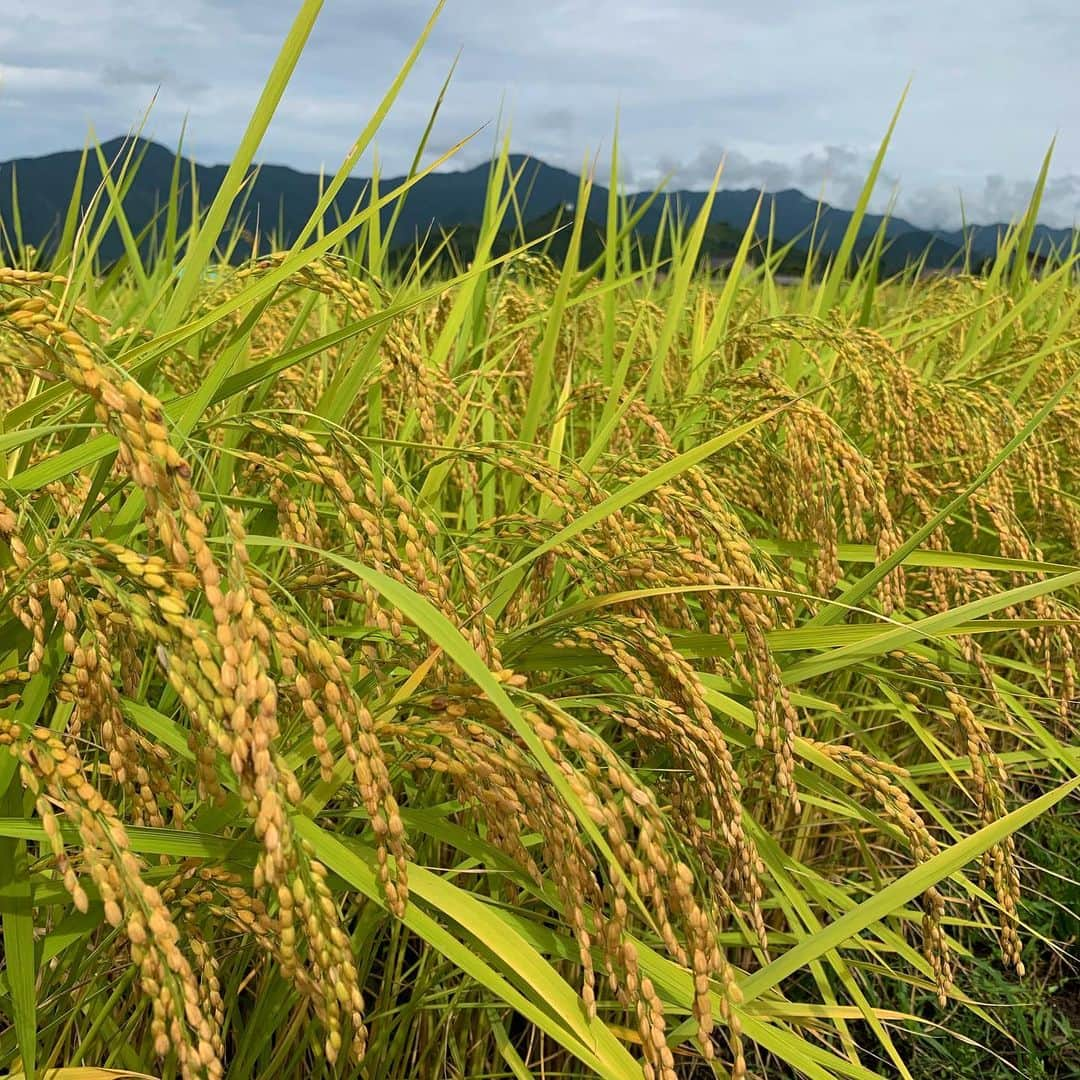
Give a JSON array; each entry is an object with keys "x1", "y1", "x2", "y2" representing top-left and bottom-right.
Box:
[{"x1": 0, "y1": 6, "x2": 1078, "y2": 1079}]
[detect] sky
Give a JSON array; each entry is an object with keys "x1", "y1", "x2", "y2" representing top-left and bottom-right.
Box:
[{"x1": 1, "y1": 0, "x2": 1078, "y2": 229}]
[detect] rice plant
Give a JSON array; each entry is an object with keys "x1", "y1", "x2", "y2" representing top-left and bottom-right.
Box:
[{"x1": 0, "y1": 4, "x2": 1077, "y2": 1078}]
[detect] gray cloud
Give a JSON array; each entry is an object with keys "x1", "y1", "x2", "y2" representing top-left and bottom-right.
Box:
[
  {"x1": 101, "y1": 62, "x2": 173, "y2": 87},
  {"x1": 535, "y1": 108, "x2": 576, "y2": 137},
  {"x1": 101, "y1": 61, "x2": 209, "y2": 96},
  {"x1": 0, "y1": 0, "x2": 1077, "y2": 228},
  {"x1": 903, "y1": 173, "x2": 1080, "y2": 231},
  {"x1": 657, "y1": 144, "x2": 898, "y2": 202},
  {"x1": 647, "y1": 143, "x2": 1079, "y2": 230}
]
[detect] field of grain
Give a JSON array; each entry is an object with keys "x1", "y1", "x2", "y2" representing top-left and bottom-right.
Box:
[{"x1": 1, "y1": 10, "x2": 1078, "y2": 1080}]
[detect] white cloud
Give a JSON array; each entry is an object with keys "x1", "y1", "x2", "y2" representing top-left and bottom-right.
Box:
[{"x1": 0, "y1": 65, "x2": 98, "y2": 93}]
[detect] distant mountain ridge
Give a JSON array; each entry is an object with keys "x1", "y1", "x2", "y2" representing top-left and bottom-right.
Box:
[{"x1": 1, "y1": 136, "x2": 1075, "y2": 273}]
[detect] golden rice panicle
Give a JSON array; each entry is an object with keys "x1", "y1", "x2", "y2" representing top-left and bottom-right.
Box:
[
  {"x1": 816, "y1": 740, "x2": 955, "y2": 1003},
  {"x1": 0, "y1": 281, "x2": 373, "y2": 1064},
  {"x1": 0, "y1": 508, "x2": 48, "y2": 679},
  {"x1": 152, "y1": 504, "x2": 370, "y2": 1062},
  {"x1": 217, "y1": 513, "x2": 371, "y2": 1061},
  {"x1": 389, "y1": 697, "x2": 607, "y2": 1015},
  {"x1": 0, "y1": 722, "x2": 222, "y2": 1079},
  {"x1": 708, "y1": 361, "x2": 906, "y2": 611},
  {"x1": 896, "y1": 654, "x2": 1026, "y2": 976},
  {"x1": 293, "y1": 617, "x2": 409, "y2": 914},
  {"x1": 386, "y1": 688, "x2": 752, "y2": 1075},
  {"x1": 0, "y1": 461, "x2": 185, "y2": 836},
  {"x1": 247, "y1": 413, "x2": 502, "y2": 673},
  {"x1": 483, "y1": 428, "x2": 803, "y2": 814},
  {"x1": 238, "y1": 254, "x2": 458, "y2": 445},
  {"x1": 568, "y1": 617, "x2": 768, "y2": 948},
  {"x1": 247, "y1": 560, "x2": 409, "y2": 915},
  {"x1": 0, "y1": 522, "x2": 184, "y2": 828},
  {"x1": 540, "y1": 704, "x2": 747, "y2": 1070},
  {"x1": 591, "y1": 393, "x2": 806, "y2": 806}
]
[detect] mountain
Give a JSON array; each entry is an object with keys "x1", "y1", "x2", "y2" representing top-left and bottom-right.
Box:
[
  {"x1": 933, "y1": 223, "x2": 1077, "y2": 260},
  {"x1": 1, "y1": 136, "x2": 1071, "y2": 275}
]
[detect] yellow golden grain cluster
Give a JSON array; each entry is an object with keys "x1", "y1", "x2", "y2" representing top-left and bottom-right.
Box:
[{"x1": 0, "y1": 251, "x2": 1077, "y2": 1079}]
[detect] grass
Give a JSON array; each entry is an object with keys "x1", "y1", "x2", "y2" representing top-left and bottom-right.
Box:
[{"x1": 0, "y1": 5, "x2": 1078, "y2": 1079}]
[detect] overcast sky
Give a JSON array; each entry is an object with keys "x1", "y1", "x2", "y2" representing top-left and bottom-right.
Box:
[{"x1": 1, "y1": 1, "x2": 1078, "y2": 228}]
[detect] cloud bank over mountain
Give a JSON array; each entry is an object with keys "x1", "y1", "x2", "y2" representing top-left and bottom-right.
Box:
[{"x1": 652, "y1": 145, "x2": 1080, "y2": 230}]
